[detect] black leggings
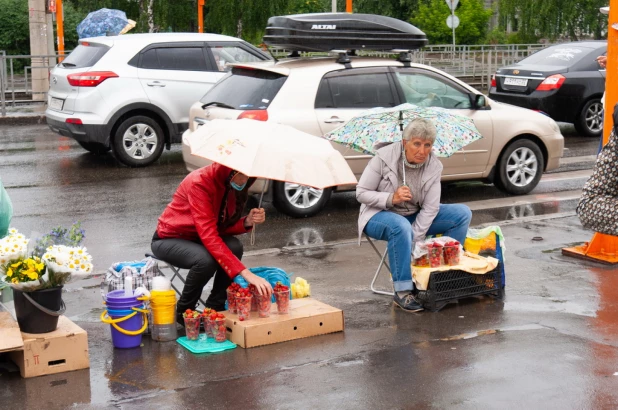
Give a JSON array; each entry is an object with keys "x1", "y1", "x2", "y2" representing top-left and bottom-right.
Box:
[{"x1": 151, "y1": 232, "x2": 243, "y2": 312}]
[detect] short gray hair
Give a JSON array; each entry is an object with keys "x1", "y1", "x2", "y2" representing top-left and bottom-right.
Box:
[{"x1": 402, "y1": 118, "x2": 437, "y2": 143}]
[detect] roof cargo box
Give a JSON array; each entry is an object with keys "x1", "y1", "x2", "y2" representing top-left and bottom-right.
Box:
[{"x1": 264, "y1": 13, "x2": 427, "y2": 53}]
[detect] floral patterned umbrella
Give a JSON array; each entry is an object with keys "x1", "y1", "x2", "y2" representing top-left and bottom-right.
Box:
[
  {"x1": 323, "y1": 103, "x2": 483, "y2": 157},
  {"x1": 77, "y1": 8, "x2": 130, "y2": 39}
]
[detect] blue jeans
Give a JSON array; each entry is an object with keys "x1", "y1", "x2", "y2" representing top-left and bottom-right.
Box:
[{"x1": 364, "y1": 204, "x2": 472, "y2": 292}]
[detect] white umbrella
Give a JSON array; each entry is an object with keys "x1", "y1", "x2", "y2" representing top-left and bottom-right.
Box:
[{"x1": 187, "y1": 119, "x2": 357, "y2": 190}]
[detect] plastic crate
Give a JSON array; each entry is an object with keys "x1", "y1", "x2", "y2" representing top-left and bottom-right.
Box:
[{"x1": 416, "y1": 263, "x2": 504, "y2": 312}]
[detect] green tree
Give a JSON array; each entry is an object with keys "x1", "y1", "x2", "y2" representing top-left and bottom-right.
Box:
[
  {"x1": 411, "y1": 0, "x2": 493, "y2": 45},
  {"x1": 499, "y1": 0, "x2": 608, "y2": 41},
  {"x1": 0, "y1": 0, "x2": 29, "y2": 56}
]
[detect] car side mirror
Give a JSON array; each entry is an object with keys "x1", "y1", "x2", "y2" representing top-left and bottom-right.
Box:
[{"x1": 473, "y1": 94, "x2": 487, "y2": 110}]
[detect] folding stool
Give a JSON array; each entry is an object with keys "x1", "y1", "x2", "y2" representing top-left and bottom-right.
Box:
[
  {"x1": 364, "y1": 235, "x2": 395, "y2": 296},
  {"x1": 145, "y1": 253, "x2": 207, "y2": 308}
]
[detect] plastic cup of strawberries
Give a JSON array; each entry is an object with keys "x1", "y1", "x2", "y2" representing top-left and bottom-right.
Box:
[
  {"x1": 249, "y1": 285, "x2": 259, "y2": 311},
  {"x1": 255, "y1": 293, "x2": 272, "y2": 318},
  {"x1": 274, "y1": 282, "x2": 290, "y2": 314},
  {"x1": 428, "y1": 243, "x2": 444, "y2": 268},
  {"x1": 443, "y1": 241, "x2": 461, "y2": 266},
  {"x1": 234, "y1": 287, "x2": 253, "y2": 321},
  {"x1": 201, "y1": 308, "x2": 214, "y2": 338},
  {"x1": 414, "y1": 254, "x2": 430, "y2": 267},
  {"x1": 208, "y1": 312, "x2": 227, "y2": 343},
  {"x1": 182, "y1": 309, "x2": 201, "y2": 341},
  {"x1": 226, "y1": 283, "x2": 241, "y2": 314}
]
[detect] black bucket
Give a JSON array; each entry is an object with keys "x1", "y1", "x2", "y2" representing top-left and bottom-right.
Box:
[{"x1": 13, "y1": 286, "x2": 66, "y2": 333}]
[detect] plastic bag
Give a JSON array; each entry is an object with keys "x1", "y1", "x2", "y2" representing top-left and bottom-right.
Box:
[
  {"x1": 413, "y1": 236, "x2": 462, "y2": 267},
  {"x1": 233, "y1": 266, "x2": 292, "y2": 303},
  {"x1": 100, "y1": 257, "x2": 164, "y2": 299},
  {"x1": 0, "y1": 180, "x2": 13, "y2": 239},
  {"x1": 464, "y1": 226, "x2": 506, "y2": 286}
]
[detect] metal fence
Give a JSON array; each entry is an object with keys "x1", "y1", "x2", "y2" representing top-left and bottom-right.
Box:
[{"x1": 0, "y1": 44, "x2": 550, "y2": 116}]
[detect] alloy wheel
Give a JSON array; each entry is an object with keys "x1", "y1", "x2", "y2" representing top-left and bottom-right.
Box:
[
  {"x1": 585, "y1": 102, "x2": 604, "y2": 134},
  {"x1": 123, "y1": 123, "x2": 158, "y2": 160},
  {"x1": 284, "y1": 183, "x2": 324, "y2": 209},
  {"x1": 505, "y1": 147, "x2": 538, "y2": 188}
]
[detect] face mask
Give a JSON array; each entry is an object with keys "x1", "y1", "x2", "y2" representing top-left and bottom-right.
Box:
[{"x1": 231, "y1": 181, "x2": 247, "y2": 191}]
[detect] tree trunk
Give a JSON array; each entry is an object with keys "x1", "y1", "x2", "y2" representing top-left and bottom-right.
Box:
[
  {"x1": 147, "y1": 0, "x2": 155, "y2": 32},
  {"x1": 236, "y1": 18, "x2": 243, "y2": 38}
]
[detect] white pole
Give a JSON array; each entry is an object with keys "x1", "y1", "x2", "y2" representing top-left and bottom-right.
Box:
[{"x1": 332, "y1": 0, "x2": 337, "y2": 12}]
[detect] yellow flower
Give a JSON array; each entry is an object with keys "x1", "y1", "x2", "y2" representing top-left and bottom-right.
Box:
[
  {"x1": 10, "y1": 261, "x2": 21, "y2": 268},
  {"x1": 26, "y1": 271, "x2": 38, "y2": 280},
  {"x1": 69, "y1": 264, "x2": 75, "y2": 269},
  {"x1": 6, "y1": 268, "x2": 12, "y2": 277},
  {"x1": 36, "y1": 262, "x2": 44, "y2": 271},
  {"x1": 77, "y1": 249, "x2": 83, "y2": 255},
  {"x1": 11, "y1": 278, "x2": 18, "y2": 283}
]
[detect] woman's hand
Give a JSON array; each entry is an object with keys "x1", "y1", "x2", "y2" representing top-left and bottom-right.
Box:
[
  {"x1": 244, "y1": 208, "x2": 266, "y2": 228},
  {"x1": 240, "y1": 269, "x2": 273, "y2": 296},
  {"x1": 392, "y1": 186, "x2": 412, "y2": 205},
  {"x1": 597, "y1": 55, "x2": 607, "y2": 69}
]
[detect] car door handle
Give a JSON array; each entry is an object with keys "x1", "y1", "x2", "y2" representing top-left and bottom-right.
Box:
[
  {"x1": 146, "y1": 81, "x2": 166, "y2": 87},
  {"x1": 324, "y1": 117, "x2": 346, "y2": 124}
]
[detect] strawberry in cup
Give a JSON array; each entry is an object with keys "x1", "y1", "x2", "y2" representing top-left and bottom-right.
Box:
[{"x1": 274, "y1": 282, "x2": 290, "y2": 314}]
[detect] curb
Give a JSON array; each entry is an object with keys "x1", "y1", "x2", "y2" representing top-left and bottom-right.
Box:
[
  {"x1": 0, "y1": 115, "x2": 46, "y2": 126},
  {"x1": 244, "y1": 212, "x2": 579, "y2": 257}
]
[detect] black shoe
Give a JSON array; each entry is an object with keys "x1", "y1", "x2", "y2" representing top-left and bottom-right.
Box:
[{"x1": 393, "y1": 292, "x2": 424, "y2": 312}]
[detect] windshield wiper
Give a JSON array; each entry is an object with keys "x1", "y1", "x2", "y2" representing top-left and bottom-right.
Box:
[
  {"x1": 201, "y1": 101, "x2": 235, "y2": 110},
  {"x1": 60, "y1": 62, "x2": 76, "y2": 67}
]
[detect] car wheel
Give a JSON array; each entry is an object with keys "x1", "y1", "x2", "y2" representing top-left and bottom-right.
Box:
[
  {"x1": 575, "y1": 99, "x2": 603, "y2": 137},
  {"x1": 77, "y1": 141, "x2": 110, "y2": 155},
  {"x1": 112, "y1": 116, "x2": 164, "y2": 167},
  {"x1": 495, "y1": 139, "x2": 544, "y2": 195},
  {"x1": 272, "y1": 181, "x2": 332, "y2": 217}
]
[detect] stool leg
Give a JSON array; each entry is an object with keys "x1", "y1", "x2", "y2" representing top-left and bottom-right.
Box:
[
  {"x1": 163, "y1": 263, "x2": 207, "y2": 309},
  {"x1": 370, "y1": 248, "x2": 395, "y2": 296}
]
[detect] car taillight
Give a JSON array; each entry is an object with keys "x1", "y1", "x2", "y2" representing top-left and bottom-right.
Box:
[
  {"x1": 67, "y1": 71, "x2": 118, "y2": 87},
  {"x1": 237, "y1": 110, "x2": 268, "y2": 121},
  {"x1": 65, "y1": 118, "x2": 83, "y2": 124},
  {"x1": 491, "y1": 74, "x2": 496, "y2": 88},
  {"x1": 536, "y1": 74, "x2": 566, "y2": 91}
]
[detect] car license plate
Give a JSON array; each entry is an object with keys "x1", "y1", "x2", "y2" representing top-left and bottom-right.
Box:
[
  {"x1": 49, "y1": 97, "x2": 64, "y2": 111},
  {"x1": 504, "y1": 77, "x2": 528, "y2": 87}
]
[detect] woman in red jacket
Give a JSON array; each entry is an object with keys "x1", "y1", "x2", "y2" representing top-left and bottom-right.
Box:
[{"x1": 151, "y1": 163, "x2": 271, "y2": 321}]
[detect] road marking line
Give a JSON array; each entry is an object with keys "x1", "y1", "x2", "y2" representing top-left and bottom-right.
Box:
[
  {"x1": 560, "y1": 155, "x2": 597, "y2": 165},
  {"x1": 540, "y1": 169, "x2": 592, "y2": 182}
]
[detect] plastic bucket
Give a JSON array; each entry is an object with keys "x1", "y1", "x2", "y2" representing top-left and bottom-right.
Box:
[
  {"x1": 150, "y1": 290, "x2": 176, "y2": 325},
  {"x1": 105, "y1": 290, "x2": 140, "y2": 304},
  {"x1": 13, "y1": 287, "x2": 66, "y2": 334},
  {"x1": 101, "y1": 305, "x2": 148, "y2": 349}
]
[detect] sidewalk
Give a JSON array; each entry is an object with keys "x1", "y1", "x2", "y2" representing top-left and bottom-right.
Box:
[
  {"x1": 1, "y1": 215, "x2": 617, "y2": 409},
  {"x1": 0, "y1": 103, "x2": 46, "y2": 125}
]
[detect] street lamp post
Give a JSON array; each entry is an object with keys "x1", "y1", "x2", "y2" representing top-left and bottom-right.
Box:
[
  {"x1": 56, "y1": 0, "x2": 64, "y2": 61},
  {"x1": 198, "y1": 0, "x2": 205, "y2": 33}
]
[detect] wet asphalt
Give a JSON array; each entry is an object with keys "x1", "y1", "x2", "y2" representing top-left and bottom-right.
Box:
[{"x1": 1, "y1": 124, "x2": 616, "y2": 409}]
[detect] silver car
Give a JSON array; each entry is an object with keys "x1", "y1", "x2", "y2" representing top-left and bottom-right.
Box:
[
  {"x1": 46, "y1": 33, "x2": 270, "y2": 166},
  {"x1": 182, "y1": 57, "x2": 564, "y2": 217}
]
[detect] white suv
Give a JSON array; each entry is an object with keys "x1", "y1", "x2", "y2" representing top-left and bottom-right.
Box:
[{"x1": 46, "y1": 33, "x2": 270, "y2": 166}]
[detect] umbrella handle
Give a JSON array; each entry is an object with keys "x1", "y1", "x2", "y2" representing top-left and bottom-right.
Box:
[{"x1": 250, "y1": 181, "x2": 268, "y2": 246}]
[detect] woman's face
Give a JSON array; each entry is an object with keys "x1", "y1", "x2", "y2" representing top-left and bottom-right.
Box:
[
  {"x1": 231, "y1": 172, "x2": 249, "y2": 186},
  {"x1": 404, "y1": 137, "x2": 433, "y2": 164}
]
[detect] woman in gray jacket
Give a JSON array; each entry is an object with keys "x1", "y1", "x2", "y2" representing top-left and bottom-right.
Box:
[{"x1": 357, "y1": 118, "x2": 472, "y2": 312}]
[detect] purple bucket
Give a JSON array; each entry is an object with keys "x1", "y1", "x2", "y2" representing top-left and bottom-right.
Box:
[
  {"x1": 108, "y1": 306, "x2": 144, "y2": 349},
  {"x1": 105, "y1": 290, "x2": 142, "y2": 310}
]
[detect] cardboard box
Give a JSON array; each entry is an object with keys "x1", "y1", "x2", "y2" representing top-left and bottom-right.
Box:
[
  {"x1": 0, "y1": 311, "x2": 24, "y2": 353},
  {"x1": 8, "y1": 315, "x2": 90, "y2": 378},
  {"x1": 224, "y1": 298, "x2": 344, "y2": 348}
]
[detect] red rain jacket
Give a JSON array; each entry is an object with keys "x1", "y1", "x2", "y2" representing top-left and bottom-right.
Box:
[{"x1": 156, "y1": 163, "x2": 251, "y2": 278}]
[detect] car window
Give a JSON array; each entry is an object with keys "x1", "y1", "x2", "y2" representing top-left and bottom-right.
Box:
[
  {"x1": 61, "y1": 43, "x2": 110, "y2": 68},
  {"x1": 140, "y1": 49, "x2": 159, "y2": 69},
  {"x1": 200, "y1": 68, "x2": 287, "y2": 110},
  {"x1": 394, "y1": 71, "x2": 471, "y2": 109},
  {"x1": 209, "y1": 46, "x2": 264, "y2": 72},
  {"x1": 155, "y1": 47, "x2": 208, "y2": 71},
  {"x1": 317, "y1": 73, "x2": 395, "y2": 109},
  {"x1": 521, "y1": 46, "x2": 594, "y2": 66}
]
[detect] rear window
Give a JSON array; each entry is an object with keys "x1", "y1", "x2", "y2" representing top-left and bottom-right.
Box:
[
  {"x1": 61, "y1": 44, "x2": 110, "y2": 68},
  {"x1": 200, "y1": 68, "x2": 287, "y2": 110},
  {"x1": 520, "y1": 46, "x2": 593, "y2": 66}
]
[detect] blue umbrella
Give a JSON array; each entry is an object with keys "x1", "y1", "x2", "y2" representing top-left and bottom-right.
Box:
[{"x1": 77, "y1": 8, "x2": 130, "y2": 39}]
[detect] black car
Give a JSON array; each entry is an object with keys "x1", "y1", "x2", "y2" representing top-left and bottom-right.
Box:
[{"x1": 489, "y1": 41, "x2": 607, "y2": 137}]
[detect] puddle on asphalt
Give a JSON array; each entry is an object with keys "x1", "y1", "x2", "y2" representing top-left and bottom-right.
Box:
[
  {"x1": 437, "y1": 323, "x2": 548, "y2": 341},
  {"x1": 504, "y1": 301, "x2": 596, "y2": 317}
]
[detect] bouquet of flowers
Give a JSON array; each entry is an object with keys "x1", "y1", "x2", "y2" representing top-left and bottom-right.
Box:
[{"x1": 0, "y1": 225, "x2": 94, "y2": 291}]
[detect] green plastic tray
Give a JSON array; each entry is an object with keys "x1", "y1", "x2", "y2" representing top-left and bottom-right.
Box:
[{"x1": 176, "y1": 335, "x2": 237, "y2": 354}]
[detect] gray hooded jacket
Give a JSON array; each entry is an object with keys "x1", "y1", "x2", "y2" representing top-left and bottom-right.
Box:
[{"x1": 356, "y1": 142, "x2": 443, "y2": 244}]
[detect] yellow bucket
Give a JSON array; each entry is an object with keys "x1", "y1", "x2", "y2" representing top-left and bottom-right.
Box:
[{"x1": 150, "y1": 290, "x2": 176, "y2": 325}]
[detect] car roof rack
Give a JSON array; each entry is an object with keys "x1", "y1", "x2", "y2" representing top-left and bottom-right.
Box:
[{"x1": 263, "y1": 13, "x2": 427, "y2": 53}]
